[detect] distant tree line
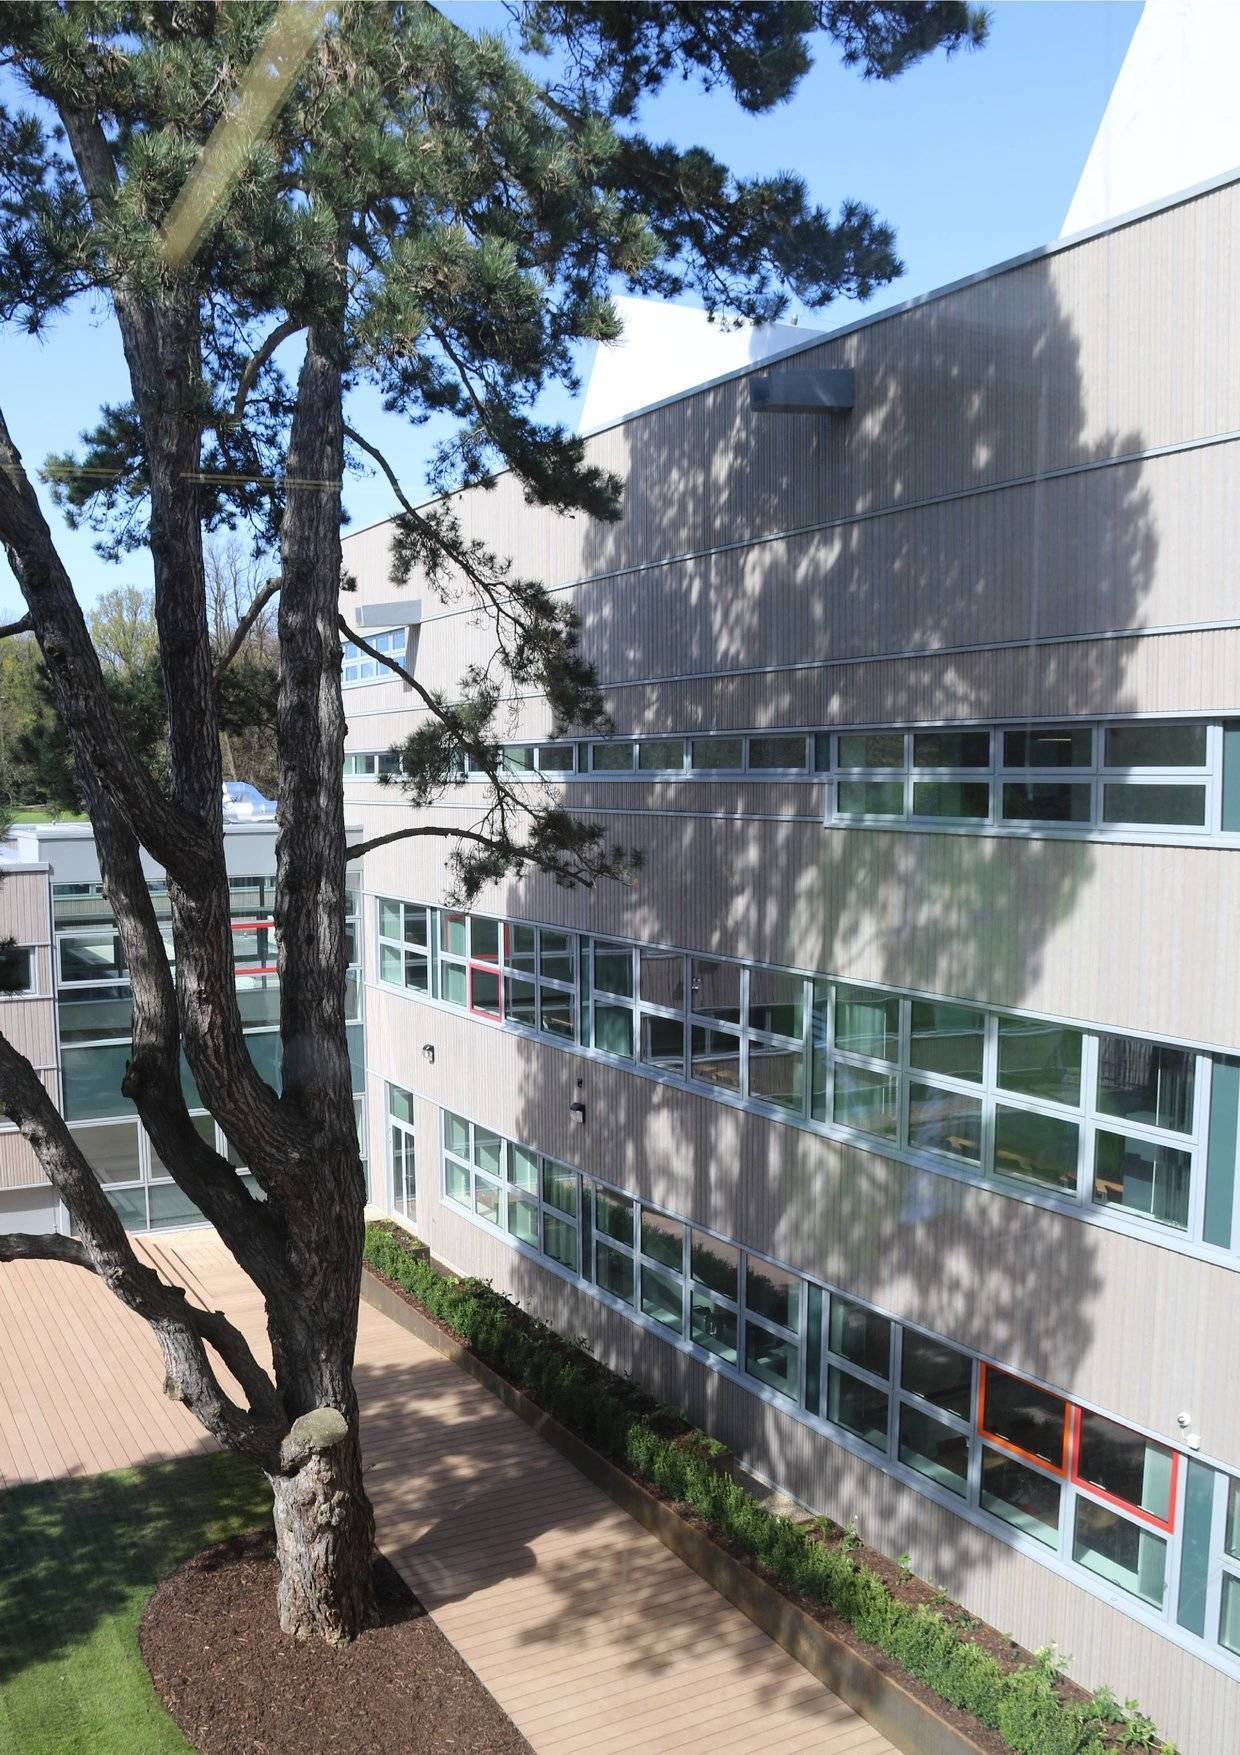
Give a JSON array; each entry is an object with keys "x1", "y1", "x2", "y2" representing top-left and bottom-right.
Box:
[{"x1": 0, "y1": 540, "x2": 279, "y2": 812}]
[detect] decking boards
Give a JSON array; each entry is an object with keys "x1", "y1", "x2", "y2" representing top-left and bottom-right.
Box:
[{"x1": 0, "y1": 1232, "x2": 893, "y2": 1754}]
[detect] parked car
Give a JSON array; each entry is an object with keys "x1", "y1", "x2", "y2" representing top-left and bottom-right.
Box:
[{"x1": 222, "y1": 780, "x2": 277, "y2": 822}]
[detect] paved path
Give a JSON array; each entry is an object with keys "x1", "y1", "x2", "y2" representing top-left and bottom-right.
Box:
[{"x1": 0, "y1": 1232, "x2": 894, "y2": 1754}]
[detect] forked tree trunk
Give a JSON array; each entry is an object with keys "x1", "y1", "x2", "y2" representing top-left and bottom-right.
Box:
[{"x1": 270, "y1": 1410, "x2": 375, "y2": 1642}]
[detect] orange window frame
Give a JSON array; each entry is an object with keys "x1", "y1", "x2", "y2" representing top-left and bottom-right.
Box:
[
  {"x1": 977, "y1": 1363, "x2": 1071, "y2": 1476},
  {"x1": 1068, "y1": 1407, "x2": 1179, "y2": 1533},
  {"x1": 231, "y1": 918, "x2": 277, "y2": 977}
]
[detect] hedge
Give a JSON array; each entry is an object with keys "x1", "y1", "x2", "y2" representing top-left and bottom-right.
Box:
[{"x1": 364, "y1": 1223, "x2": 1173, "y2": 1755}]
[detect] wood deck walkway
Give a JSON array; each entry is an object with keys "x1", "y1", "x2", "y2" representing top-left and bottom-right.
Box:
[{"x1": 0, "y1": 1232, "x2": 894, "y2": 1754}]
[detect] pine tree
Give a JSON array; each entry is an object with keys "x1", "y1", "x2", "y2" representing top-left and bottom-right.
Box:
[{"x1": 0, "y1": 1, "x2": 985, "y2": 1641}]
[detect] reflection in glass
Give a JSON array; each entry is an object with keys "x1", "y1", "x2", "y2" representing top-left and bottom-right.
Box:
[
  {"x1": 909, "y1": 1001, "x2": 984, "y2": 1082},
  {"x1": 691, "y1": 1293, "x2": 738, "y2": 1363},
  {"x1": 900, "y1": 1331, "x2": 972, "y2": 1419},
  {"x1": 829, "y1": 1295, "x2": 890, "y2": 1376},
  {"x1": 981, "y1": 1447, "x2": 1061, "y2": 1546},
  {"x1": 691, "y1": 1026, "x2": 741, "y2": 1091},
  {"x1": 596, "y1": 1240, "x2": 635, "y2": 1303},
  {"x1": 997, "y1": 1016, "x2": 1082, "y2": 1104},
  {"x1": 746, "y1": 1257, "x2": 800, "y2": 1330},
  {"x1": 1073, "y1": 1498, "x2": 1166, "y2": 1606},
  {"x1": 908, "y1": 1081, "x2": 982, "y2": 1163},
  {"x1": 1076, "y1": 1409, "x2": 1173, "y2": 1521},
  {"x1": 1001, "y1": 782, "x2": 1091, "y2": 823},
  {"x1": 641, "y1": 1207, "x2": 684, "y2": 1269},
  {"x1": 981, "y1": 1370, "x2": 1066, "y2": 1470},
  {"x1": 828, "y1": 1369, "x2": 888, "y2": 1448},
  {"x1": 837, "y1": 732, "x2": 904, "y2": 768},
  {"x1": 1096, "y1": 1036, "x2": 1194, "y2": 1132},
  {"x1": 912, "y1": 781, "x2": 990, "y2": 820},
  {"x1": 691, "y1": 1232, "x2": 738, "y2": 1299},
  {"x1": 641, "y1": 1263, "x2": 683, "y2": 1332},
  {"x1": 994, "y1": 1107, "x2": 1079, "y2": 1192},
  {"x1": 1003, "y1": 726, "x2": 1093, "y2": 767},
  {"x1": 834, "y1": 1063, "x2": 899, "y2": 1141},
  {"x1": 899, "y1": 1405, "x2": 969, "y2": 1496},
  {"x1": 833, "y1": 986, "x2": 899, "y2": 1060},
  {"x1": 745, "y1": 1325, "x2": 798, "y2": 1398},
  {"x1": 1093, "y1": 1132, "x2": 1191, "y2": 1230},
  {"x1": 837, "y1": 780, "x2": 904, "y2": 816}
]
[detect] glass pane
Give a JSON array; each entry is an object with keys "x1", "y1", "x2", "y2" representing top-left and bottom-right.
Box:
[
  {"x1": 1003, "y1": 726, "x2": 1093, "y2": 768},
  {"x1": 1102, "y1": 783, "x2": 1206, "y2": 826},
  {"x1": 638, "y1": 738, "x2": 683, "y2": 771},
  {"x1": 748, "y1": 1047, "x2": 805, "y2": 1114},
  {"x1": 503, "y1": 745, "x2": 536, "y2": 772},
  {"x1": 378, "y1": 899, "x2": 402, "y2": 939},
  {"x1": 72, "y1": 1121, "x2": 141, "y2": 1185},
  {"x1": 633, "y1": 1016, "x2": 681, "y2": 1080},
  {"x1": 595, "y1": 1187, "x2": 634, "y2": 1247},
  {"x1": 442, "y1": 914, "x2": 467, "y2": 957},
  {"x1": 593, "y1": 943, "x2": 633, "y2": 997},
  {"x1": 539, "y1": 932, "x2": 575, "y2": 985},
  {"x1": 1220, "y1": 1574, "x2": 1240, "y2": 1657},
  {"x1": 745, "y1": 1325, "x2": 798, "y2": 1398},
  {"x1": 388, "y1": 1085, "x2": 414, "y2": 1125},
  {"x1": 57, "y1": 985, "x2": 133, "y2": 1044},
  {"x1": 542, "y1": 1212, "x2": 577, "y2": 1271},
  {"x1": 982, "y1": 1369, "x2": 1067, "y2": 1471},
  {"x1": 507, "y1": 1194, "x2": 539, "y2": 1245},
  {"x1": 837, "y1": 732, "x2": 903, "y2": 768},
  {"x1": 690, "y1": 1026, "x2": 741, "y2": 1092},
  {"x1": 692, "y1": 737, "x2": 743, "y2": 769},
  {"x1": 833, "y1": 986, "x2": 899, "y2": 1060},
  {"x1": 403, "y1": 904, "x2": 428, "y2": 945},
  {"x1": 507, "y1": 924, "x2": 537, "y2": 971},
  {"x1": 1093, "y1": 1132, "x2": 1192, "y2": 1230},
  {"x1": 913, "y1": 730, "x2": 990, "y2": 768},
  {"x1": 538, "y1": 744, "x2": 573, "y2": 772},
  {"x1": 828, "y1": 1369, "x2": 888, "y2": 1448},
  {"x1": 473, "y1": 1128, "x2": 503, "y2": 1174},
  {"x1": 833, "y1": 1063, "x2": 899, "y2": 1141},
  {"x1": 899, "y1": 1404, "x2": 969, "y2": 1496},
  {"x1": 690, "y1": 1232, "x2": 738, "y2": 1299},
  {"x1": 471, "y1": 919, "x2": 500, "y2": 962},
  {"x1": 813, "y1": 732, "x2": 831, "y2": 771},
  {"x1": 1076, "y1": 1409, "x2": 1173, "y2": 1522},
  {"x1": 997, "y1": 1017, "x2": 1082, "y2": 1105},
  {"x1": 994, "y1": 1107, "x2": 1079, "y2": 1192},
  {"x1": 596, "y1": 1240, "x2": 635, "y2": 1302},
  {"x1": 912, "y1": 781, "x2": 990, "y2": 820},
  {"x1": 540, "y1": 989, "x2": 575, "y2": 1041},
  {"x1": 1227, "y1": 1479, "x2": 1240, "y2": 1561},
  {"x1": 639, "y1": 950, "x2": 684, "y2": 1009},
  {"x1": 474, "y1": 1178, "x2": 501, "y2": 1226},
  {"x1": 1096, "y1": 1036, "x2": 1194, "y2": 1133},
  {"x1": 444, "y1": 1112, "x2": 470, "y2": 1158},
  {"x1": 900, "y1": 1331, "x2": 972, "y2": 1420},
  {"x1": 908, "y1": 1081, "x2": 982, "y2": 1163},
  {"x1": 640, "y1": 1208, "x2": 683, "y2": 1269},
  {"x1": 746, "y1": 1257, "x2": 800, "y2": 1330},
  {"x1": 105, "y1": 1186, "x2": 149, "y2": 1230},
  {"x1": 402, "y1": 950, "x2": 429, "y2": 993},
  {"x1": 506, "y1": 978, "x2": 538, "y2": 1029},
  {"x1": 444, "y1": 1157, "x2": 470, "y2": 1203},
  {"x1": 748, "y1": 968, "x2": 804, "y2": 1038},
  {"x1": 1073, "y1": 1499, "x2": 1166, "y2": 1607},
  {"x1": 148, "y1": 1113, "x2": 217, "y2": 1181},
  {"x1": 61, "y1": 1044, "x2": 134, "y2": 1121},
  {"x1": 442, "y1": 963, "x2": 467, "y2": 1007},
  {"x1": 641, "y1": 1263, "x2": 683, "y2": 1332},
  {"x1": 592, "y1": 741, "x2": 635, "y2": 771},
  {"x1": 594, "y1": 1004, "x2": 634, "y2": 1058},
  {"x1": 543, "y1": 1162, "x2": 578, "y2": 1217},
  {"x1": 829, "y1": 1295, "x2": 890, "y2": 1377},
  {"x1": 981, "y1": 1447, "x2": 1061, "y2": 1546},
  {"x1": 1105, "y1": 724, "x2": 1206, "y2": 768},
  {"x1": 59, "y1": 931, "x2": 125, "y2": 982},
  {"x1": 1001, "y1": 782, "x2": 1092, "y2": 824},
  {"x1": 509, "y1": 1145, "x2": 540, "y2": 1192},
  {"x1": 691, "y1": 1293, "x2": 738, "y2": 1364},
  {"x1": 837, "y1": 780, "x2": 904, "y2": 817},
  {"x1": 909, "y1": 1002, "x2": 984, "y2": 1082},
  {"x1": 690, "y1": 959, "x2": 741, "y2": 1023},
  {"x1": 749, "y1": 734, "x2": 807, "y2": 770}
]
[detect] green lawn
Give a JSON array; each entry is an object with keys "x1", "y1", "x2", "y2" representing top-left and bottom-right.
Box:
[
  {"x1": 8, "y1": 808, "x2": 88, "y2": 824},
  {"x1": 0, "y1": 1451, "x2": 272, "y2": 1754}
]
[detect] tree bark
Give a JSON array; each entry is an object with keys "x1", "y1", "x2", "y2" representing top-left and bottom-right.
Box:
[{"x1": 271, "y1": 1410, "x2": 374, "y2": 1643}]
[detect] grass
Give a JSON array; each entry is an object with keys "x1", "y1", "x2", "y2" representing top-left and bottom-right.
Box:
[
  {"x1": 0, "y1": 1450, "x2": 272, "y2": 1755},
  {"x1": 7, "y1": 808, "x2": 88, "y2": 824}
]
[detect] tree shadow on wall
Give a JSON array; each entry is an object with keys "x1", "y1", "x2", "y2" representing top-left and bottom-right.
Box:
[{"x1": 476, "y1": 253, "x2": 1166, "y2": 1679}]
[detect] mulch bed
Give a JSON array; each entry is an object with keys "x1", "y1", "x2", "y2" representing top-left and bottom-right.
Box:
[{"x1": 140, "y1": 1530, "x2": 532, "y2": 1755}]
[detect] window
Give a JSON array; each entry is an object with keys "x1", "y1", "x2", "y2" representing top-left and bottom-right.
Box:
[
  {"x1": 1073, "y1": 1409, "x2": 1176, "y2": 1528},
  {"x1": 389, "y1": 1085, "x2": 416, "y2": 1219},
  {"x1": 341, "y1": 626, "x2": 406, "y2": 685},
  {"x1": 826, "y1": 1295, "x2": 890, "y2": 1449},
  {"x1": 0, "y1": 943, "x2": 35, "y2": 995},
  {"x1": 744, "y1": 1256, "x2": 800, "y2": 1399},
  {"x1": 377, "y1": 900, "x2": 431, "y2": 993},
  {"x1": 504, "y1": 925, "x2": 577, "y2": 1041},
  {"x1": 439, "y1": 914, "x2": 502, "y2": 1018},
  {"x1": 980, "y1": 1367, "x2": 1069, "y2": 1473}
]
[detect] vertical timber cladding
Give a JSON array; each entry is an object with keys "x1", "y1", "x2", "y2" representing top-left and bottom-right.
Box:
[{"x1": 344, "y1": 175, "x2": 1240, "y2": 1755}]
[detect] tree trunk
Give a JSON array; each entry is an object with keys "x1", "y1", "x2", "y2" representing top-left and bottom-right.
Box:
[{"x1": 270, "y1": 1409, "x2": 375, "y2": 1643}]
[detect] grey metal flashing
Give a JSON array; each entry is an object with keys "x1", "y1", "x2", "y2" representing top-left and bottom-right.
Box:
[{"x1": 750, "y1": 368, "x2": 855, "y2": 414}]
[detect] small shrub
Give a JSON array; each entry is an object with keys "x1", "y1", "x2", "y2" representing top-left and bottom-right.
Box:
[{"x1": 364, "y1": 1223, "x2": 1170, "y2": 1755}]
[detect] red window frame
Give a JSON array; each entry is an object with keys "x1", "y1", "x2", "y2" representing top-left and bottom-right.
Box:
[
  {"x1": 1068, "y1": 1407, "x2": 1179, "y2": 1533},
  {"x1": 977, "y1": 1363, "x2": 1071, "y2": 1477},
  {"x1": 231, "y1": 918, "x2": 277, "y2": 977}
]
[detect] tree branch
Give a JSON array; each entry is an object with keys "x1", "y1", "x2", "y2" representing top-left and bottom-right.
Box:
[
  {"x1": 0, "y1": 1231, "x2": 93, "y2": 1267},
  {"x1": 0, "y1": 612, "x2": 31, "y2": 638},
  {"x1": 214, "y1": 574, "x2": 280, "y2": 680},
  {"x1": 347, "y1": 822, "x2": 518, "y2": 863},
  {"x1": 230, "y1": 316, "x2": 305, "y2": 422}
]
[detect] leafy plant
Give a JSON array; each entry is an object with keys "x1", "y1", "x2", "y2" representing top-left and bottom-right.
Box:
[
  {"x1": 841, "y1": 1517, "x2": 863, "y2": 1553},
  {"x1": 896, "y1": 1551, "x2": 913, "y2": 1583}
]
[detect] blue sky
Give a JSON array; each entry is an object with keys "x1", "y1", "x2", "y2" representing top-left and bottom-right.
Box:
[{"x1": 0, "y1": 1, "x2": 1141, "y2": 614}]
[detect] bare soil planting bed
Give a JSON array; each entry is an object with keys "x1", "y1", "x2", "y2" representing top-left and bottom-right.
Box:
[{"x1": 141, "y1": 1529, "x2": 531, "y2": 1755}]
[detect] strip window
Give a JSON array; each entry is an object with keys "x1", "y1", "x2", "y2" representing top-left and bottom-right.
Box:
[
  {"x1": 438, "y1": 717, "x2": 1239, "y2": 844},
  {"x1": 379, "y1": 899, "x2": 1234, "y2": 1263},
  {"x1": 437, "y1": 1111, "x2": 1240, "y2": 1673}
]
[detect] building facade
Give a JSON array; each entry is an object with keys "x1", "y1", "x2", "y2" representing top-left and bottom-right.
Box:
[
  {"x1": 2, "y1": 172, "x2": 1239, "y2": 1751},
  {"x1": 340, "y1": 175, "x2": 1240, "y2": 1752}
]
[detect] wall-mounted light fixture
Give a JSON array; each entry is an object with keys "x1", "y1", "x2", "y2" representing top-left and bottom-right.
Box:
[
  {"x1": 569, "y1": 1101, "x2": 586, "y2": 1124},
  {"x1": 422, "y1": 1043, "x2": 435, "y2": 1065}
]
